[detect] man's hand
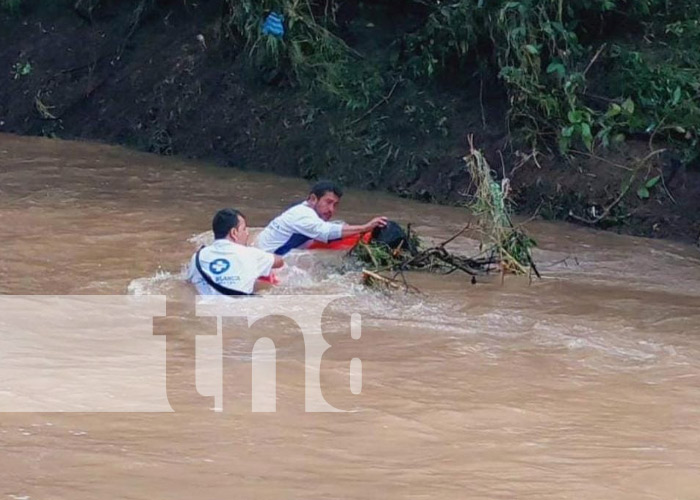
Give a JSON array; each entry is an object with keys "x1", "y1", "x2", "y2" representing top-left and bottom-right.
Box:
[
  {"x1": 341, "y1": 217, "x2": 388, "y2": 238},
  {"x1": 364, "y1": 216, "x2": 388, "y2": 232}
]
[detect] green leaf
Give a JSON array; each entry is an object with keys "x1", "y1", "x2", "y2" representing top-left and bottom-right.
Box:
[
  {"x1": 672, "y1": 86, "x2": 682, "y2": 105},
  {"x1": 559, "y1": 135, "x2": 571, "y2": 153},
  {"x1": 567, "y1": 110, "x2": 583, "y2": 124},
  {"x1": 645, "y1": 175, "x2": 661, "y2": 188},
  {"x1": 524, "y1": 44, "x2": 539, "y2": 55},
  {"x1": 622, "y1": 98, "x2": 635, "y2": 115},
  {"x1": 598, "y1": 126, "x2": 611, "y2": 147},
  {"x1": 637, "y1": 186, "x2": 650, "y2": 199},
  {"x1": 546, "y1": 62, "x2": 565, "y2": 77},
  {"x1": 606, "y1": 103, "x2": 622, "y2": 117},
  {"x1": 581, "y1": 122, "x2": 593, "y2": 151},
  {"x1": 562, "y1": 125, "x2": 575, "y2": 138}
]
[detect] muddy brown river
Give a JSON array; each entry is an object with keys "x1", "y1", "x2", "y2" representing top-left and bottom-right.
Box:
[{"x1": 1, "y1": 134, "x2": 699, "y2": 499}]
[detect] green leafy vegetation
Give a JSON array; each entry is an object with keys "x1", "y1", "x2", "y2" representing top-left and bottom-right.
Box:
[
  {"x1": 1, "y1": 0, "x2": 22, "y2": 13},
  {"x1": 637, "y1": 174, "x2": 661, "y2": 199},
  {"x1": 217, "y1": 0, "x2": 699, "y2": 164},
  {"x1": 12, "y1": 61, "x2": 31, "y2": 79},
  {"x1": 463, "y1": 137, "x2": 538, "y2": 276},
  {"x1": 8, "y1": 0, "x2": 695, "y2": 161},
  {"x1": 403, "y1": 0, "x2": 700, "y2": 162},
  {"x1": 222, "y1": 0, "x2": 384, "y2": 110}
]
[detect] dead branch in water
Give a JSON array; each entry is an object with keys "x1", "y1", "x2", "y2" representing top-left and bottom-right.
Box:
[
  {"x1": 464, "y1": 135, "x2": 540, "y2": 278},
  {"x1": 361, "y1": 269, "x2": 421, "y2": 294},
  {"x1": 353, "y1": 137, "x2": 540, "y2": 291}
]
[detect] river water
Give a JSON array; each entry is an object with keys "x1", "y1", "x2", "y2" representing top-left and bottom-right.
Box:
[{"x1": 1, "y1": 134, "x2": 699, "y2": 499}]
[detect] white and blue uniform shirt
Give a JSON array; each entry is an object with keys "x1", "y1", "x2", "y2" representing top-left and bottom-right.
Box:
[
  {"x1": 187, "y1": 239, "x2": 275, "y2": 295},
  {"x1": 255, "y1": 201, "x2": 343, "y2": 255}
]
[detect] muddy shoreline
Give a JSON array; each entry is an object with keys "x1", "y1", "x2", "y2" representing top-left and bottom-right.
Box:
[{"x1": 1, "y1": 2, "x2": 698, "y2": 244}]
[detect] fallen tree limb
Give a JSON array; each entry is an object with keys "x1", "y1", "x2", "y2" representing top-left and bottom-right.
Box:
[
  {"x1": 362, "y1": 269, "x2": 420, "y2": 293},
  {"x1": 353, "y1": 137, "x2": 540, "y2": 291}
]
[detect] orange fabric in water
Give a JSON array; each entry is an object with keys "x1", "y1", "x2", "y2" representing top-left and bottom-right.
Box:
[
  {"x1": 258, "y1": 233, "x2": 371, "y2": 287},
  {"x1": 257, "y1": 272, "x2": 280, "y2": 285},
  {"x1": 307, "y1": 232, "x2": 372, "y2": 250}
]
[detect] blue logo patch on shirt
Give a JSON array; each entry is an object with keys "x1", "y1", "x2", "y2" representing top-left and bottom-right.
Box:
[{"x1": 209, "y1": 258, "x2": 230, "y2": 275}]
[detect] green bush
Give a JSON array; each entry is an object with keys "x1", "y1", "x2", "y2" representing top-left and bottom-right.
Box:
[
  {"x1": 603, "y1": 33, "x2": 700, "y2": 161},
  {"x1": 5, "y1": 0, "x2": 697, "y2": 160},
  {"x1": 222, "y1": 0, "x2": 383, "y2": 109},
  {"x1": 403, "y1": 0, "x2": 700, "y2": 161}
]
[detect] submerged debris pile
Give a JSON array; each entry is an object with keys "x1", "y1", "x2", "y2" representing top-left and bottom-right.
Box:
[{"x1": 352, "y1": 137, "x2": 539, "y2": 292}]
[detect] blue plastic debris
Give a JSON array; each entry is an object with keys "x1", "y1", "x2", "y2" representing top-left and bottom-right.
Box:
[{"x1": 262, "y1": 12, "x2": 285, "y2": 38}]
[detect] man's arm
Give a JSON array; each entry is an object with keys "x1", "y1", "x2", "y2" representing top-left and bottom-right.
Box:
[
  {"x1": 294, "y1": 212, "x2": 388, "y2": 242},
  {"x1": 340, "y1": 216, "x2": 388, "y2": 237},
  {"x1": 291, "y1": 212, "x2": 343, "y2": 243},
  {"x1": 251, "y1": 247, "x2": 284, "y2": 278}
]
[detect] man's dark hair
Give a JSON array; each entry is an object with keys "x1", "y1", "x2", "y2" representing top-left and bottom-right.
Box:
[
  {"x1": 310, "y1": 180, "x2": 343, "y2": 199},
  {"x1": 212, "y1": 208, "x2": 244, "y2": 239}
]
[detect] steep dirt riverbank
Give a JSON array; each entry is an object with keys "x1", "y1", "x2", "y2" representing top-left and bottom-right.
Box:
[{"x1": 1, "y1": 2, "x2": 698, "y2": 244}]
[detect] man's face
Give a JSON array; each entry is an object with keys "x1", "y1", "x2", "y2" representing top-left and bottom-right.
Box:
[
  {"x1": 231, "y1": 217, "x2": 250, "y2": 245},
  {"x1": 308, "y1": 192, "x2": 340, "y2": 221}
]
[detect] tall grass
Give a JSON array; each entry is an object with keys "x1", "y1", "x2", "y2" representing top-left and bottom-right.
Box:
[{"x1": 222, "y1": 0, "x2": 383, "y2": 109}]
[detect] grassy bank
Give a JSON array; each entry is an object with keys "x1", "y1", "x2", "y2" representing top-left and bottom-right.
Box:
[
  {"x1": 229, "y1": 0, "x2": 700, "y2": 165},
  {"x1": 5, "y1": 1, "x2": 698, "y2": 160}
]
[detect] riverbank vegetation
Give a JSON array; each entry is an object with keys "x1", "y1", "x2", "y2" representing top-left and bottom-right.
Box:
[
  {"x1": 1, "y1": 0, "x2": 699, "y2": 243},
  {"x1": 6, "y1": 0, "x2": 697, "y2": 159},
  {"x1": 218, "y1": 0, "x2": 700, "y2": 164}
]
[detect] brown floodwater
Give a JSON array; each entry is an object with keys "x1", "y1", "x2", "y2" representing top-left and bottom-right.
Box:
[{"x1": 1, "y1": 133, "x2": 699, "y2": 499}]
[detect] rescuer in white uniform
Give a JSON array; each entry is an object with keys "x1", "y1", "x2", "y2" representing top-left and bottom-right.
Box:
[
  {"x1": 188, "y1": 208, "x2": 284, "y2": 295},
  {"x1": 255, "y1": 181, "x2": 388, "y2": 255}
]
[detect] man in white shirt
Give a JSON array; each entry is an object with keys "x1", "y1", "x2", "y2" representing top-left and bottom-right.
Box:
[
  {"x1": 188, "y1": 208, "x2": 284, "y2": 295},
  {"x1": 255, "y1": 181, "x2": 388, "y2": 255}
]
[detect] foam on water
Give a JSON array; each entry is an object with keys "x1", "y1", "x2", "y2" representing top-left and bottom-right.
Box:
[
  {"x1": 127, "y1": 269, "x2": 181, "y2": 296},
  {"x1": 187, "y1": 230, "x2": 213, "y2": 247},
  {"x1": 124, "y1": 233, "x2": 697, "y2": 371}
]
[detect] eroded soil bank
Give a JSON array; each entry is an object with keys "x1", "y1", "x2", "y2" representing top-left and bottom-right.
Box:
[{"x1": 1, "y1": 2, "x2": 698, "y2": 244}]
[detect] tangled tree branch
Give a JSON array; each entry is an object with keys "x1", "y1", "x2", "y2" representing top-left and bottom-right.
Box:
[{"x1": 352, "y1": 137, "x2": 540, "y2": 292}]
